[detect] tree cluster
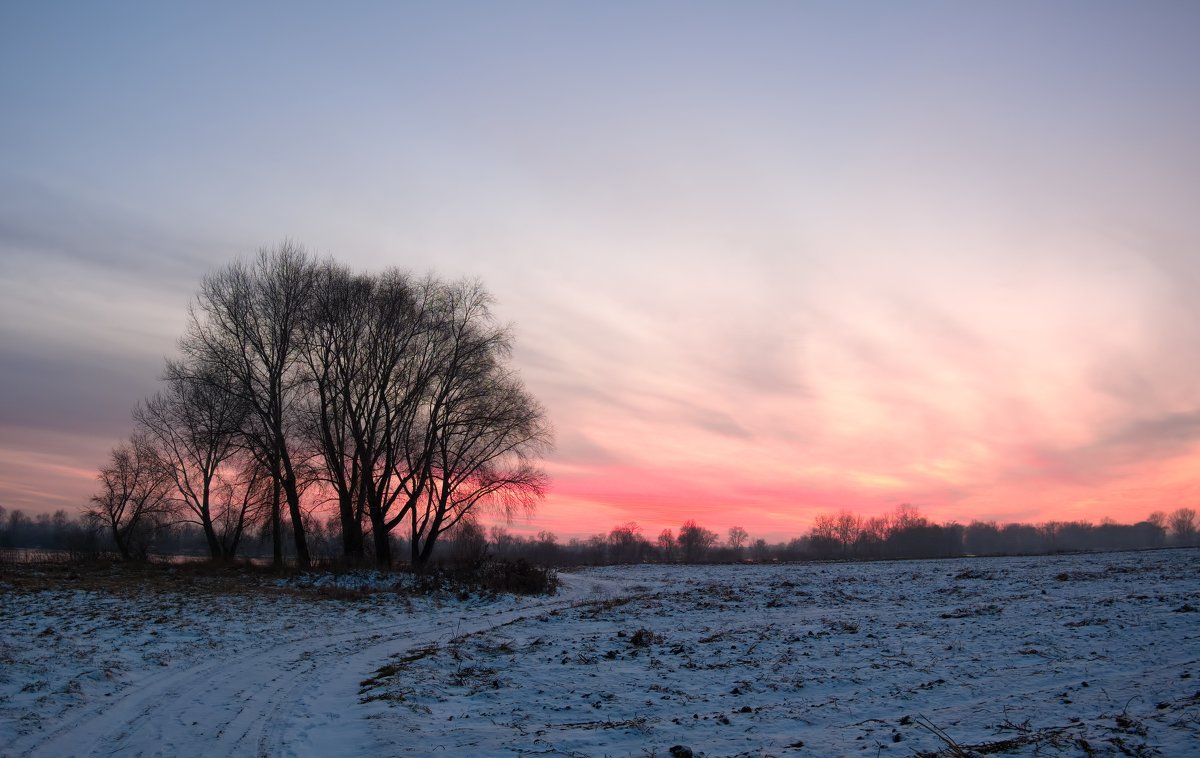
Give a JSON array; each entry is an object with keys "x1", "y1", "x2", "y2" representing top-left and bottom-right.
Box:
[{"x1": 86, "y1": 242, "x2": 552, "y2": 568}]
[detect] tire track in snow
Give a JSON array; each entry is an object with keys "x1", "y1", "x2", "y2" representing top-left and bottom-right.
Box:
[{"x1": 11, "y1": 574, "x2": 632, "y2": 758}]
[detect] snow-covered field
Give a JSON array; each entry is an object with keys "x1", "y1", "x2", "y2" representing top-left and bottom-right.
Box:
[{"x1": 2, "y1": 550, "x2": 1197, "y2": 757}]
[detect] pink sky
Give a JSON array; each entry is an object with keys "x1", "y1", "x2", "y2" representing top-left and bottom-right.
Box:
[{"x1": 3, "y1": 4, "x2": 1200, "y2": 541}]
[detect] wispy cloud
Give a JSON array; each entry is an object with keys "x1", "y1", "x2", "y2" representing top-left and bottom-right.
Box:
[{"x1": 3, "y1": 3, "x2": 1199, "y2": 540}]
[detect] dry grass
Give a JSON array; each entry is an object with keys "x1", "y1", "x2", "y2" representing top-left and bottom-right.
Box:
[{"x1": 1, "y1": 559, "x2": 377, "y2": 601}]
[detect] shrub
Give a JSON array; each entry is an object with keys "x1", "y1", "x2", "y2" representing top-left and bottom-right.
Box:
[{"x1": 479, "y1": 558, "x2": 558, "y2": 595}]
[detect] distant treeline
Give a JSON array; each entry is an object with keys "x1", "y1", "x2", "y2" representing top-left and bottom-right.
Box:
[
  {"x1": 2, "y1": 503, "x2": 1196, "y2": 567},
  {"x1": 487, "y1": 505, "x2": 1198, "y2": 566}
]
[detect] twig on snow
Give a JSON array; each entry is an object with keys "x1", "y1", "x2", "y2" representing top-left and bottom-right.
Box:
[{"x1": 913, "y1": 714, "x2": 969, "y2": 758}]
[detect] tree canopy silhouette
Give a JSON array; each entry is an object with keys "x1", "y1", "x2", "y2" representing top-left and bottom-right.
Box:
[{"x1": 94, "y1": 241, "x2": 551, "y2": 568}]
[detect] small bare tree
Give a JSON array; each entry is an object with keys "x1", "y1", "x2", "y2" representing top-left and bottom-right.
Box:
[
  {"x1": 446, "y1": 517, "x2": 489, "y2": 569},
  {"x1": 1169, "y1": 507, "x2": 1197, "y2": 546},
  {"x1": 891, "y1": 503, "x2": 926, "y2": 531},
  {"x1": 657, "y1": 528, "x2": 676, "y2": 562},
  {"x1": 677, "y1": 520, "x2": 718, "y2": 563},
  {"x1": 727, "y1": 526, "x2": 749, "y2": 555},
  {"x1": 750, "y1": 537, "x2": 770, "y2": 562},
  {"x1": 531, "y1": 530, "x2": 559, "y2": 565},
  {"x1": 609, "y1": 522, "x2": 647, "y2": 564},
  {"x1": 207, "y1": 454, "x2": 272, "y2": 558},
  {"x1": 135, "y1": 361, "x2": 249, "y2": 559},
  {"x1": 87, "y1": 434, "x2": 173, "y2": 560}
]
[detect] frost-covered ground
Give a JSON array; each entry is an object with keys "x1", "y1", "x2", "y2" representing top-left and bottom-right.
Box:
[{"x1": 2, "y1": 550, "x2": 1197, "y2": 757}]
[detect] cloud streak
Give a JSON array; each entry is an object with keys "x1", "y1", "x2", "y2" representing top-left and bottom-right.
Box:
[{"x1": 2, "y1": 3, "x2": 1199, "y2": 540}]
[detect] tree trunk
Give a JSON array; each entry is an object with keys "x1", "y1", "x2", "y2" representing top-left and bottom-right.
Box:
[
  {"x1": 226, "y1": 530, "x2": 241, "y2": 561},
  {"x1": 370, "y1": 508, "x2": 391, "y2": 568},
  {"x1": 415, "y1": 533, "x2": 436, "y2": 567},
  {"x1": 199, "y1": 493, "x2": 222, "y2": 560},
  {"x1": 282, "y1": 472, "x2": 310, "y2": 569},
  {"x1": 339, "y1": 493, "x2": 364, "y2": 563},
  {"x1": 112, "y1": 523, "x2": 132, "y2": 561},
  {"x1": 414, "y1": 504, "x2": 446, "y2": 568},
  {"x1": 271, "y1": 478, "x2": 283, "y2": 569},
  {"x1": 410, "y1": 506, "x2": 420, "y2": 568},
  {"x1": 202, "y1": 520, "x2": 221, "y2": 560}
]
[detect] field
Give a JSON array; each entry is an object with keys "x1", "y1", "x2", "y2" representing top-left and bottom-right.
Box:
[{"x1": 1, "y1": 549, "x2": 1197, "y2": 757}]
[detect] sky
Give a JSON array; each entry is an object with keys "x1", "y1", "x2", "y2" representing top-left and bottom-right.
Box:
[{"x1": 2, "y1": 1, "x2": 1200, "y2": 542}]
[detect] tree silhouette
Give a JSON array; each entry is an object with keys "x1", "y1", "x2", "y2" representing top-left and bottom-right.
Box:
[
  {"x1": 134, "y1": 360, "x2": 250, "y2": 559},
  {"x1": 677, "y1": 520, "x2": 718, "y2": 562},
  {"x1": 1169, "y1": 507, "x2": 1197, "y2": 545},
  {"x1": 87, "y1": 434, "x2": 173, "y2": 560},
  {"x1": 93, "y1": 242, "x2": 553, "y2": 569}
]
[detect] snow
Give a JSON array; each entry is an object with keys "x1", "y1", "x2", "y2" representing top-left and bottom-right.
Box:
[{"x1": 2, "y1": 549, "x2": 1197, "y2": 757}]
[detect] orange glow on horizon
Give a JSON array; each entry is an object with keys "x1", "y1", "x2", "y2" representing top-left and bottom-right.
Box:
[{"x1": 495, "y1": 442, "x2": 1200, "y2": 543}]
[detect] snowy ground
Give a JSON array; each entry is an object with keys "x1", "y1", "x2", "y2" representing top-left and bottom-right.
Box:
[{"x1": 2, "y1": 550, "x2": 1197, "y2": 757}]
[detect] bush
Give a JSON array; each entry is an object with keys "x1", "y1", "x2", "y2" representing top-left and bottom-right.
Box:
[
  {"x1": 406, "y1": 558, "x2": 558, "y2": 597},
  {"x1": 479, "y1": 559, "x2": 558, "y2": 595},
  {"x1": 446, "y1": 519, "x2": 490, "y2": 570}
]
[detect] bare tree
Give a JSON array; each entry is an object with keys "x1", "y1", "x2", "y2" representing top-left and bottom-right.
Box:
[
  {"x1": 405, "y1": 280, "x2": 552, "y2": 568},
  {"x1": 885, "y1": 505, "x2": 934, "y2": 557},
  {"x1": 209, "y1": 454, "x2": 272, "y2": 558},
  {"x1": 609, "y1": 522, "x2": 647, "y2": 564},
  {"x1": 300, "y1": 266, "x2": 457, "y2": 566},
  {"x1": 750, "y1": 537, "x2": 770, "y2": 562},
  {"x1": 180, "y1": 242, "x2": 318, "y2": 568},
  {"x1": 1169, "y1": 507, "x2": 1197, "y2": 546},
  {"x1": 808, "y1": 513, "x2": 839, "y2": 557},
  {"x1": 530, "y1": 530, "x2": 560, "y2": 565},
  {"x1": 353, "y1": 273, "x2": 442, "y2": 566},
  {"x1": 410, "y1": 369, "x2": 550, "y2": 567},
  {"x1": 446, "y1": 516, "x2": 489, "y2": 568},
  {"x1": 87, "y1": 434, "x2": 173, "y2": 560},
  {"x1": 297, "y1": 262, "x2": 373, "y2": 562},
  {"x1": 810, "y1": 514, "x2": 836, "y2": 540},
  {"x1": 857, "y1": 516, "x2": 890, "y2": 557},
  {"x1": 727, "y1": 525, "x2": 749, "y2": 555},
  {"x1": 657, "y1": 528, "x2": 676, "y2": 562},
  {"x1": 677, "y1": 520, "x2": 718, "y2": 563},
  {"x1": 891, "y1": 503, "x2": 926, "y2": 531},
  {"x1": 134, "y1": 361, "x2": 249, "y2": 559}
]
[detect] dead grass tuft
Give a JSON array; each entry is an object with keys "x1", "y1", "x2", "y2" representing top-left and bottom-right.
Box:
[{"x1": 629, "y1": 628, "x2": 664, "y2": 647}]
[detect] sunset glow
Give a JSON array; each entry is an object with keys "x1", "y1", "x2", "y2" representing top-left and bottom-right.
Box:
[{"x1": 3, "y1": 2, "x2": 1200, "y2": 541}]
